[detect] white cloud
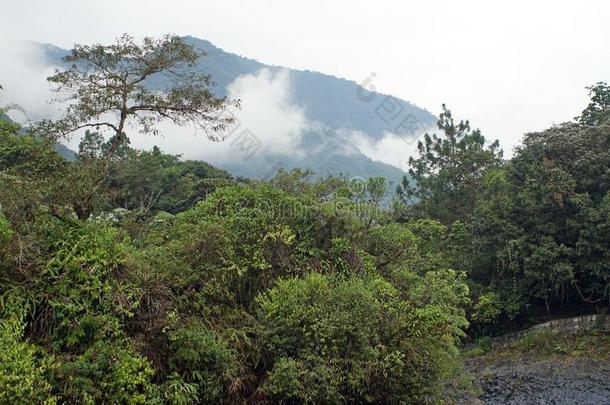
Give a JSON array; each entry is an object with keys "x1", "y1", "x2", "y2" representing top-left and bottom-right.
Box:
[
  {"x1": 0, "y1": 40, "x2": 59, "y2": 123},
  {"x1": 348, "y1": 129, "x2": 429, "y2": 171},
  {"x1": 224, "y1": 68, "x2": 309, "y2": 157},
  {"x1": 127, "y1": 68, "x2": 310, "y2": 165}
]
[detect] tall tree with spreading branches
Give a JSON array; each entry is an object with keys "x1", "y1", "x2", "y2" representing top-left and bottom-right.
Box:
[{"x1": 36, "y1": 34, "x2": 238, "y2": 218}]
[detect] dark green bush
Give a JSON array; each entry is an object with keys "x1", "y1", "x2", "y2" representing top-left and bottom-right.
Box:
[{"x1": 54, "y1": 340, "x2": 157, "y2": 404}]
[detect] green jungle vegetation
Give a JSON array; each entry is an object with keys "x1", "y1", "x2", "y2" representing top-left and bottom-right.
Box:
[{"x1": 0, "y1": 35, "x2": 608, "y2": 404}]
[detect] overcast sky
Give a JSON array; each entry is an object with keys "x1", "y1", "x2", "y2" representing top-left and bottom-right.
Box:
[{"x1": 2, "y1": 0, "x2": 609, "y2": 156}]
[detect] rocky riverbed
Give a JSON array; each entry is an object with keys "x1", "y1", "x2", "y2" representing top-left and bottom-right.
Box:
[
  {"x1": 460, "y1": 317, "x2": 610, "y2": 405},
  {"x1": 466, "y1": 356, "x2": 610, "y2": 404}
]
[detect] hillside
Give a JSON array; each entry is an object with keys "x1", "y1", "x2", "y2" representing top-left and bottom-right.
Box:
[{"x1": 0, "y1": 109, "x2": 75, "y2": 160}]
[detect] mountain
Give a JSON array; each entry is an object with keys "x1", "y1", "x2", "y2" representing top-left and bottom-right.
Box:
[
  {"x1": 184, "y1": 37, "x2": 436, "y2": 141},
  {"x1": 54, "y1": 142, "x2": 76, "y2": 160},
  {"x1": 1, "y1": 108, "x2": 76, "y2": 160},
  {"x1": 37, "y1": 37, "x2": 436, "y2": 186}
]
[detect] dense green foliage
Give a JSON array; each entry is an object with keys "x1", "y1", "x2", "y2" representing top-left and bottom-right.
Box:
[
  {"x1": 397, "y1": 104, "x2": 503, "y2": 224},
  {"x1": 0, "y1": 131, "x2": 468, "y2": 403},
  {"x1": 1, "y1": 120, "x2": 468, "y2": 402},
  {"x1": 400, "y1": 86, "x2": 610, "y2": 334},
  {"x1": 1, "y1": 35, "x2": 609, "y2": 403}
]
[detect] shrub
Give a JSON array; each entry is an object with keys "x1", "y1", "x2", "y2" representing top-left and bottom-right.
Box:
[
  {"x1": 472, "y1": 292, "x2": 503, "y2": 324},
  {"x1": 168, "y1": 323, "x2": 237, "y2": 402},
  {"x1": 0, "y1": 316, "x2": 56, "y2": 404},
  {"x1": 42, "y1": 221, "x2": 140, "y2": 350},
  {"x1": 54, "y1": 340, "x2": 157, "y2": 404},
  {"x1": 0, "y1": 214, "x2": 13, "y2": 246},
  {"x1": 160, "y1": 373, "x2": 199, "y2": 405},
  {"x1": 257, "y1": 272, "x2": 468, "y2": 403}
]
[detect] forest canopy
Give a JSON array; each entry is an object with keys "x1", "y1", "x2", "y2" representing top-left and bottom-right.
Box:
[{"x1": 0, "y1": 35, "x2": 609, "y2": 404}]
